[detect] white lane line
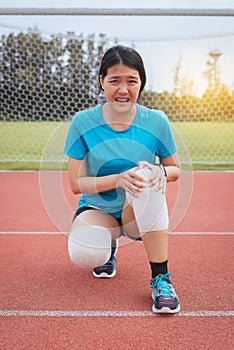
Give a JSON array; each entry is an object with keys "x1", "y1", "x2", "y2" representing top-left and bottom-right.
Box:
[
  {"x1": 0, "y1": 310, "x2": 233, "y2": 317},
  {"x1": 0, "y1": 232, "x2": 67, "y2": 235},
  {"x1": 0, "y1": 232, "x2": 233, "y2": 235},
  {"x1": 171, "y1": 232, "x2": 234, "y2": 235}
]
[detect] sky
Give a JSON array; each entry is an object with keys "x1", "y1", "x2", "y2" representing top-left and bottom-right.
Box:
[{"x1": 0, "y1": 0, "x2": 233, "y2": 94}]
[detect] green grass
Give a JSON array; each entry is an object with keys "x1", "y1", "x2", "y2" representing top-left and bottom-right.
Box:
[
  {"x1": 0, "y1": 122, "x2": 69, "y2": 170},
  {"x1": 0, "y1": 121, "x2": 233, "y2": 171},
  {"x1": 172, "y1": 122, "x2": 234, "y2": 170}
]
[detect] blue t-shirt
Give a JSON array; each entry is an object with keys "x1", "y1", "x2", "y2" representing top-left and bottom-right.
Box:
[{"x1": 64, "y1": 103, "x2": 177, "y2": 218}]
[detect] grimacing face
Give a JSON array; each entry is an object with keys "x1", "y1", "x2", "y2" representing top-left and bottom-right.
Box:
[{"x1": 100, "y1": 63, "x2": 141, "y2": 114}]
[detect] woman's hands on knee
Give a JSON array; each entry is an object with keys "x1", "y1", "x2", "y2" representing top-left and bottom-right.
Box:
[
  {"x1": 117, "y1": 161, "x2": 166, "y2": 197},
  {"x1": 137, "y1": 161, "x2": 166, "y2": 194},
  {"x1": 117, "y1": 167, "x2": 147, "y2": 197}
]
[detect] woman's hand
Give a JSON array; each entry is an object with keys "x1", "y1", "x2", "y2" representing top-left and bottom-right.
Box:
[
  {"x1": 117, "y1": 167, "x2": 147, "y2": 197},
  {"x1": 137, "y1": 161, "x2": 166, "y2": 194}
]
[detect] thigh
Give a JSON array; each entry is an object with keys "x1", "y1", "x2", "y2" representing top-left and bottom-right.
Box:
[
  {"x1": 121, "y1": 202, "x2": 141, "y2": 239},
  {"x1": 74, "y1": 209, "x2": 121, "y2": 240}
]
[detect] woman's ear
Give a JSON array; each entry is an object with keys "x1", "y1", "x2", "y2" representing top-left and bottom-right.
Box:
[{"x1": 99, "y1": 75, "x2": 104, "y2": 90}]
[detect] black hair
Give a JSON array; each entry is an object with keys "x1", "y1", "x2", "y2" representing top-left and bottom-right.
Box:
[{"x1": 99, "y1": 45, "x2": 146, "y2": 97}]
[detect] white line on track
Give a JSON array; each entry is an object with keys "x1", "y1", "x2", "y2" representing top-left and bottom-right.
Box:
[
  {"x1": 0, "y1": 231, "x2": 67, "y2": 235},
  {"x1": 0, "y1": 231, "x2": 233, "y2": 235},
  {"x1": 172, "y1": 232, "x2": 234, "y2": 235},
  {"x1": 0, "y1": 310, "x2": 233, "y2": 317}
]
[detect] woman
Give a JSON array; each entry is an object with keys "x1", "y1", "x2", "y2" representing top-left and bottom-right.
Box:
[{"x1": 64, "y1": 45, "x2": 180, "y2": 314}]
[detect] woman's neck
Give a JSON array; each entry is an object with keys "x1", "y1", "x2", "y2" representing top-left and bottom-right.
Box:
[{"x1": 102, "y1": 103, "x2": 137, "y2": 131}]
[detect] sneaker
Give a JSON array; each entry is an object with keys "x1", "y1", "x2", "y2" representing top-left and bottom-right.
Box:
[
  {"x1": 150, "y1": 272, "x2": 180, "y2": 314},
  {"x1": 92, "y1": 240, "x2": 117, "y2": 278}
]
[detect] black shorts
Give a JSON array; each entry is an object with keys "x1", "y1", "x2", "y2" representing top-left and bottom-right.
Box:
[{"x1": 73, "y1": 206, "x2": 142, "y2": 241}]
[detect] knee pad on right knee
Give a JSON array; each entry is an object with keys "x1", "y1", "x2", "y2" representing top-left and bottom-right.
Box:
[
  {"x1": 126, "y1": 167, "x2": 168, "y2": 234},
  {"x1": 68, "y1": 220, "x2": 112, "y2": 269}
]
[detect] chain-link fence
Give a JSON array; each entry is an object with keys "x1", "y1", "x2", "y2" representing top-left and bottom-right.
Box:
[{"x1": 0, "y1": 15, "x2": 233, "y2": 170}]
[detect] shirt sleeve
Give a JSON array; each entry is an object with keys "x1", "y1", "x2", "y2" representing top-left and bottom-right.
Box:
[
  {"x1": 156, "y1": 112, "x2": 177, "y2": 159},
  {"x1": 64, "y1": 114, "x2": 88, "y2": 160}
]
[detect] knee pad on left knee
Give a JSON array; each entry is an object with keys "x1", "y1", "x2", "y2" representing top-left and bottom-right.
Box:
[
  {"x1": 126, "y1": 168, "x2": 168, "y2": 234},
  {"x1": 68, "y1": 221, "x2": 112, "y2": 269}
]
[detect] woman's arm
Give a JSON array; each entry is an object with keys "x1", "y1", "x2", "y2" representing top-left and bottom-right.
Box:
[
  {"x1": 161, "y1": 152, "x2": 181, "y2": 183},
  {"x1": 68, "y1": 157, "x2": 146, "y2": 196},
  {"x1": 68, "y1": 157, "x2": 120, "y2": 195}
]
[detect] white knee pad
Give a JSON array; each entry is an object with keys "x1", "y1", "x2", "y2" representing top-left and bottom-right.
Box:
[
  {"x1": 68, "y1": 218, "x2": 112, "y2": 269},
  {"x1": 126, "y1": 168, "x2": 168, "y2": 234}
]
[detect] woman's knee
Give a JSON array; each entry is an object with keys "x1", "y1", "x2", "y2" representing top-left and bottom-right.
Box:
[
  {"x1": 68, "y1": 221, "x2": 112, "y2": 268},
  {"x1": 124, "y1": 173, "x2": 168, "y2": 235},
  {"x1": 68, "y1": 210, "x2": 122, "y2": 268}
]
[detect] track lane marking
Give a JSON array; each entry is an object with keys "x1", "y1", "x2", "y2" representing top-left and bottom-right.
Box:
[{"x1": 0, "y1": 310, "x2": 233, "y2": 317}]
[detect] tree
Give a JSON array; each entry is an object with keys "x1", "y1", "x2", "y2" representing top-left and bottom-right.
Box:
[{"x1": 0, "y1": 30, "x2": 110, "y2": 120}]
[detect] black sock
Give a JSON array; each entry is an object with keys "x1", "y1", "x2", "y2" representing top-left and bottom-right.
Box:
[
  {"x1": 150, "y1": 260, "x2": 168, "y2": 279},
  {"x1": 111, "y1": 240, "x2": 117, "y2": 257}
]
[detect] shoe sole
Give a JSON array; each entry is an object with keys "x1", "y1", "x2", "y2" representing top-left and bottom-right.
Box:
[
  {"x1": 92, "y1": 269, "x2": 116, "y2": 278},
  {"x1": 152, "y1": 304, "x2": 181, "y2": 314}
]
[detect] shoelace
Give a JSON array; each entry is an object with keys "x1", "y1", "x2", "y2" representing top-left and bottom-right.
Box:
[{"x1": 151, "y1": 272, "x2": 173, "y2": 298}]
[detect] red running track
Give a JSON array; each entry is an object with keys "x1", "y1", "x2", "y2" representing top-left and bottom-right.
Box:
[
  {"x1": 0, "y1": 171, "x2": 233, "y2": 232},
  {"x1": 0, "y1": 171, "x2": 233, "y2": 350}
]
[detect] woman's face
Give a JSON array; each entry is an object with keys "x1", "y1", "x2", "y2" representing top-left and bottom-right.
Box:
[{"x1": 100, "y1": 63, "x2": 141, "y2": 114}]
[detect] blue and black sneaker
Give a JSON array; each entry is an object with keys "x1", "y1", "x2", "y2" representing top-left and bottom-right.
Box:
[
  {"x1": 92, "y1": 240, "x2": 117, "y2": 278},
  {"x1": 150, "y1": 272, "x2": 180, "y2": 314}
]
